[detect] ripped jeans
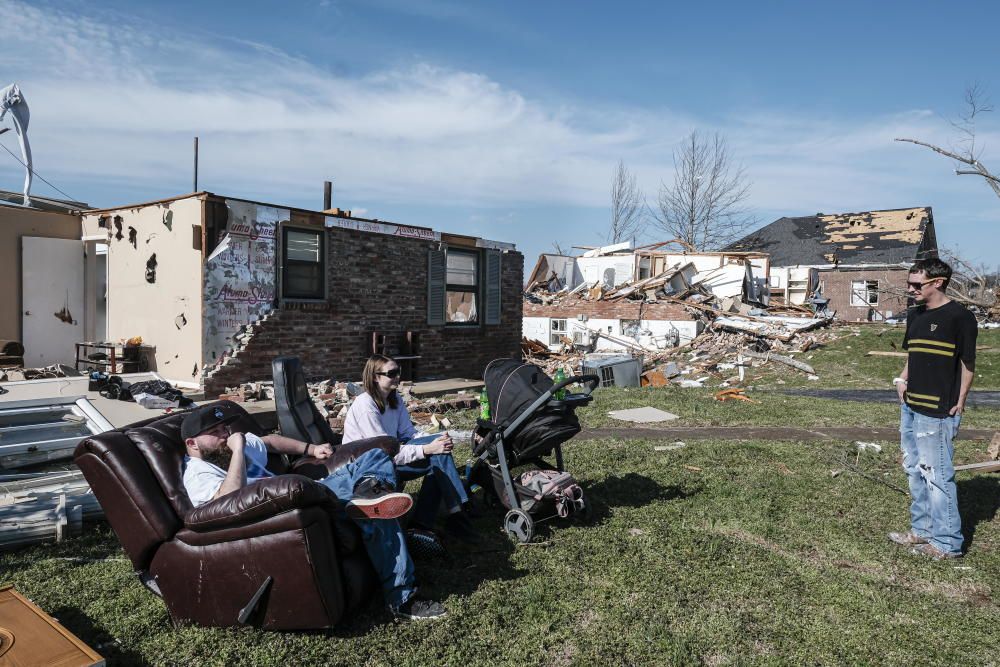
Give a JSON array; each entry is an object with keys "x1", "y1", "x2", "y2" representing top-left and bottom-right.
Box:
[{"x1": 899, "y1": 403, "x2": 963, "y2": 555}]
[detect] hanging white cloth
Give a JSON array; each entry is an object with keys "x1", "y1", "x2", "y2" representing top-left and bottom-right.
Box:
[{"x1": 0, "y1": 83, "x2": 32, "y2": 207}]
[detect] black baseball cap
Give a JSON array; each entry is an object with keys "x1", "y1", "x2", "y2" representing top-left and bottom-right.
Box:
[{"x1": 181, "y1": 404, "x2": 240, "y2": 440}]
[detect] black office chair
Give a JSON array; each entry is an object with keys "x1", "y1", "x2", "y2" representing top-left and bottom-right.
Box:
[{"x1": 271, "y1": 356, "x2": 400, "y2": 478}]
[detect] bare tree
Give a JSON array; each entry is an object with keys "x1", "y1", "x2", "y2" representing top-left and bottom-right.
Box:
[
  {"x1": 896, "y1": 84, "x2": 1000, "y2": 199},
  {"x1": 652, "y1": 131, "x2": 755, "y2": 250},
  {"x1": 608, "y1": 160, "x2": 644, "y2": 243}
]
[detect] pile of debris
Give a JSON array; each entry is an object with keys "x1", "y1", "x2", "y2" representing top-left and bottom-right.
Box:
[
  {"x1": 0, "y1": 469, "x2": 101, "y2": 552},
  {"x1": 523, "y1": 288, "x2": 837, "y2": 389},
  {"x1": 219, "y1": 379, "x2": 479, "y2": 431}
]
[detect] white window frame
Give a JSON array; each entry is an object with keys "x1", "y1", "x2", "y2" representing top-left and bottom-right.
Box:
[
  {"x1": 549, "y1": 318, "x2": 568, "y2": 345},
  {"x1": 850, "y1": 280, "x2": 879, "y2": 306}
]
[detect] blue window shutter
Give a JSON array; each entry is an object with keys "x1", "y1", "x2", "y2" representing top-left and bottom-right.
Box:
[
  {"x1": 485, "y1": 249, "x2": 501, "y2": 325},
  {"x1": 428, "y1": 249, "x2": 446, "y2": 325}
]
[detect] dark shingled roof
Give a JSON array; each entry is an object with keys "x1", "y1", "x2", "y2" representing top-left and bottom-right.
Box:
[{"x1": 724, "y1": 207, "x2": 936, "y2": 266}]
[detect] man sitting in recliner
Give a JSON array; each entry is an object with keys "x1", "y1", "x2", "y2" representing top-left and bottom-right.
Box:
[{"x1": 180, "y1": 404, "x2": 446, "y2": 621}]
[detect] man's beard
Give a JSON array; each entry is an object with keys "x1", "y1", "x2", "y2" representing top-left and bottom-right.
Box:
[{"x1": 203, "y1": 445, "x2": 233, "y2": 469}]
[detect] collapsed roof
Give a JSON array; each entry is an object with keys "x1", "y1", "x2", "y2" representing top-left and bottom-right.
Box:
[{"x1": 725, "y1": 207, "x2": 937, "y2": 266}]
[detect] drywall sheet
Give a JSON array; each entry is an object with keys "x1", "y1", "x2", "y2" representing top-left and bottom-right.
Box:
[
  {"x1": 203, "y1": 200, "x2": 285, "y2": 370},
  {"x1": 21, "y1": 237, "x2": 83, "y2": 367}
]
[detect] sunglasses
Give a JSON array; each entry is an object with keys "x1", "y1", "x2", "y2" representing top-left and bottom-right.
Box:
[
  {"x1": 906, "y1": 278, "x2": 940, "y2": 289},
  {"x1": 376, "y1": 368, "x2": 401, "y2": 379}
]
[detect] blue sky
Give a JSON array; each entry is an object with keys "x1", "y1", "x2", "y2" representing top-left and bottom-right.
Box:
[{"x1": 2, "y1": 0, "x2": 1000, "y2": 266}]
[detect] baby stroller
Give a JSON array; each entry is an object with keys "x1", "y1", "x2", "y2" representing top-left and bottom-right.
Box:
[{"x1": 469, "y1": 359, "x2": 598, "y2": 543}]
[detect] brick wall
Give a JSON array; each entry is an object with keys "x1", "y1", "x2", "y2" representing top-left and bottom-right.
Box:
[
  {"x1": 524, "y1": 300, "x2": 693, "y2": 321},
  {"x1": 205, "y1": 228, "x2": 523, "y2": 395},
  {"x1": 820, "y1": 267, "x2": 909, "y2": 321}
]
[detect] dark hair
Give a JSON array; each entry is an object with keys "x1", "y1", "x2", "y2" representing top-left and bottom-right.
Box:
[
  {"x1": 362, "y1": 354, "x2": 398, "y2": 414},
  {"x1": 909, "y1": 257, "x2": 952, "y2": 290}
]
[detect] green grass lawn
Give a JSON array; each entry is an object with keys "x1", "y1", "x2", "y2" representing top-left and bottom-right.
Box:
[
  {"x1": 737, "y1": 324, "x2": 1000, "y2": 390},
  {"x1": 2, "y1": 323, "x2": 998, "y2": 666},
  {"x1": 2, "y1": 436, "x2": 997, "y2": 665}
]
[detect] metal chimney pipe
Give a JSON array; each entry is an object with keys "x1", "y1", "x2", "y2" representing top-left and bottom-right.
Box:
[
  {"x1": 323, "y1": 180, "x2": 332, "y2": 210},
  {"x1": 193, "y1": 137, "x2": 199, "y2": 192}
]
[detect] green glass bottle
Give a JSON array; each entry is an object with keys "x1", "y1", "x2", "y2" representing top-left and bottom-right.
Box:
[
  {"x1": 479, "y1": 387, "x2": 490, "y2": 420},
  {"x1": 553, "y1": 367, "x2": 566, "y2": 400}
]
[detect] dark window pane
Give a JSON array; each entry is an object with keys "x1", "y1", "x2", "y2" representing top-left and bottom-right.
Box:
[{"x1": 285, "y1": 262, "x2": 324, "y2": 299}]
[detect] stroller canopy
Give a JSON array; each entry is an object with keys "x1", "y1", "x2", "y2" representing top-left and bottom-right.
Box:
[{"x1": 483, "y1": 359, "x2": 581, "y2": 462}]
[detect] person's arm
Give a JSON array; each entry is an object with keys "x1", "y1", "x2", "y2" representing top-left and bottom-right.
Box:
[
  {"x1": 895, "y1": 358, "x2": 909, "y2": 403},
  {"x1": 951, "y1": 360, "x2": 975, "y2": 415},
  {"x1": 261, "y1": 433, "x2": 333, "y2": 459},
  {"x1": 951, "y1": 310, "x2": 978, "y2": 415},
  {"x1": 211, "y1": 433, "x2": 248, "y2": 500}
]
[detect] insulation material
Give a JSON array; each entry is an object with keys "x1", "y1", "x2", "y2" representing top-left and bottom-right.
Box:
[{"x1": 202, "y1": 200, "x2": 284, "y2": 371}]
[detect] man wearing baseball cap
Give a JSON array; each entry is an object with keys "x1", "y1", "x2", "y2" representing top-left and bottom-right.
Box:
[{"x1": 181, "y1": 403, "x2": 446, "y2": 620}]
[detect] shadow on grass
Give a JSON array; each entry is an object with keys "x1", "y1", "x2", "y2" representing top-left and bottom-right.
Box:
[
  {"x1": 959, "y1": 475, "x2": 1000, "y2": 550},
  {"x1": 51, "y1": 605, "x2": 150, "y2": 666},
  {"x1": 584, "y1": 472, "x2": 697, "y2": 521}
]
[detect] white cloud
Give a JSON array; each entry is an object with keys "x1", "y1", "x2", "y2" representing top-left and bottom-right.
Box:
[{"x1": 0, "y1": 0, "x2": 997, "y2": 264}]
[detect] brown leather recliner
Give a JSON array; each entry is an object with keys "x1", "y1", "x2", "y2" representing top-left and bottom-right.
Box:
[{"x1": 74, "y1": 400, "x2": 400, "y2": 630}]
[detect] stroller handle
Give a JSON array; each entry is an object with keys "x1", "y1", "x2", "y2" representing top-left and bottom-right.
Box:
[{"x1": 552, "y1": 374, "x2": 600, "y2": 397}]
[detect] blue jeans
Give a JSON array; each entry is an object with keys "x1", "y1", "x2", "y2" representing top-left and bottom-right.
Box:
[
  {"x1": 317, "y1": 448, "x2": 415, "y2": 609},
  {"x1": 396, "y1": 453, "x2": 469, "y2": 529},
  {"x1": 899, "y1": 404, "x2": 963, "y2": 555}
]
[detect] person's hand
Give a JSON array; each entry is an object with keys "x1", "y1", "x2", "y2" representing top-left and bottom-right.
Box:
[
  {"x1": 311, "y1": 443, "x2": 334, "y2": 459},
  {"x1": 895, "y1": 381, "x2": 907, "y2": 404},
  {"x1": 422, "y1": 433, "x2": 453, "y2": 456},
  {"x1": 949, "y1": 402, "x2": 965, "y2": 416},
  {"x1": 226, "y1": 431, "x2": 245, "y2": 450}
]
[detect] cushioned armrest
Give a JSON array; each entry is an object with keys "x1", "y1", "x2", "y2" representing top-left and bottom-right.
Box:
[{"x1": 184, "y1": 474, "x2": 337, "y2": 532}]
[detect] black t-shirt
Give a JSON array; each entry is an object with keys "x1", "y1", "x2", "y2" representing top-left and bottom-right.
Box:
[{"x1": 903, "y1": 300, "x2": 977, "y2": 417}]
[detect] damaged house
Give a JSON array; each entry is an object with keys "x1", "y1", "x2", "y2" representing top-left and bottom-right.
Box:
[
  {"x1": 726, "y1": 207, "x2": 938, "y2": 321},
  {"x1": 0, "y1": 190, "x2": 97, "y2": 369},
  {"x1": 79, "y1": 193, "x2": 522, "y2": 395},
  {"x1": 523, "y1": 240, "x2": 770, "y2": 352}
]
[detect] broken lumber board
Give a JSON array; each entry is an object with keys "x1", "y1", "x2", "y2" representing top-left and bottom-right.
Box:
[
  {"x1": 741, "y1": 350, "x2": 816, "y2": 375},
  {"x1": 0, "y1": 494, "x2": 83, "y2": 551},
  {"x1": 954, "y1": 460, "x2": 1000, "y2": 473},
  {"x1": 866, "y1": 351, "x2": 907, "y2": 358}
]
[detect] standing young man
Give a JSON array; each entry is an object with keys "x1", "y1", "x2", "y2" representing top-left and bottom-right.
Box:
[{"x1": 889, "y1": 258, "x2": 977, "y2": 560}]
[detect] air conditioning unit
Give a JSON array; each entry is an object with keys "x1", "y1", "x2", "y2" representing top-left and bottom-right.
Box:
[{"x1": 582, "y1": 354, "x2": 642, "y2": 388}]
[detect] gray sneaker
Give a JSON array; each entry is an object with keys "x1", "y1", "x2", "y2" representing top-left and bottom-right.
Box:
[
  {"x1": 909, "y1": 543, "x2": 962, "y2": 560},
  {"x1": 392, "y1": 597, "x2": 447, "y2": 621},
  {"x1": 888, "y1": 531, "x2": 928, "y2": 547}
]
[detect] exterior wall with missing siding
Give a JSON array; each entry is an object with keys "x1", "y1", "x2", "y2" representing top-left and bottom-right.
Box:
[
  {"x1": 202, "y1": 200, "x2": 285, "y2": 371},
  {"x1": 81, "y1": 197, "x2": 204, "y2": 386}
]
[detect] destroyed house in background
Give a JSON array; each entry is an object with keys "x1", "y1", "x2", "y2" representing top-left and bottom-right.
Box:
[
  {"x1": 523, "y1": 240, "x2": 770, "y2": 353},
  {"x1": 0, "y1": 190, "x2": 97, "y2": 369},
  {"x1": 726, "y1": 207, "x2": 938, "y2": 321},
  {"x1": 79, "y1": 192, "x2": 523, "y2": 395}
]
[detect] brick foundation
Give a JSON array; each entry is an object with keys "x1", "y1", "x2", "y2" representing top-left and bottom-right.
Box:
[{"x1": 205, "y1": 228, "x2": 523, "y2": 396}]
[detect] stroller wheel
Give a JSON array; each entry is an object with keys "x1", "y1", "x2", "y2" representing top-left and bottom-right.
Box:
[{"x1": 503, "y1": 509, "x2": 534, "y2": 544}]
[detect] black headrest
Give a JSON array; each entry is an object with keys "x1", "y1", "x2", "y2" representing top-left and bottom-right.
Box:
[{"x1": 272, "y1": 356, "x2": 337, "y2": 445}]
